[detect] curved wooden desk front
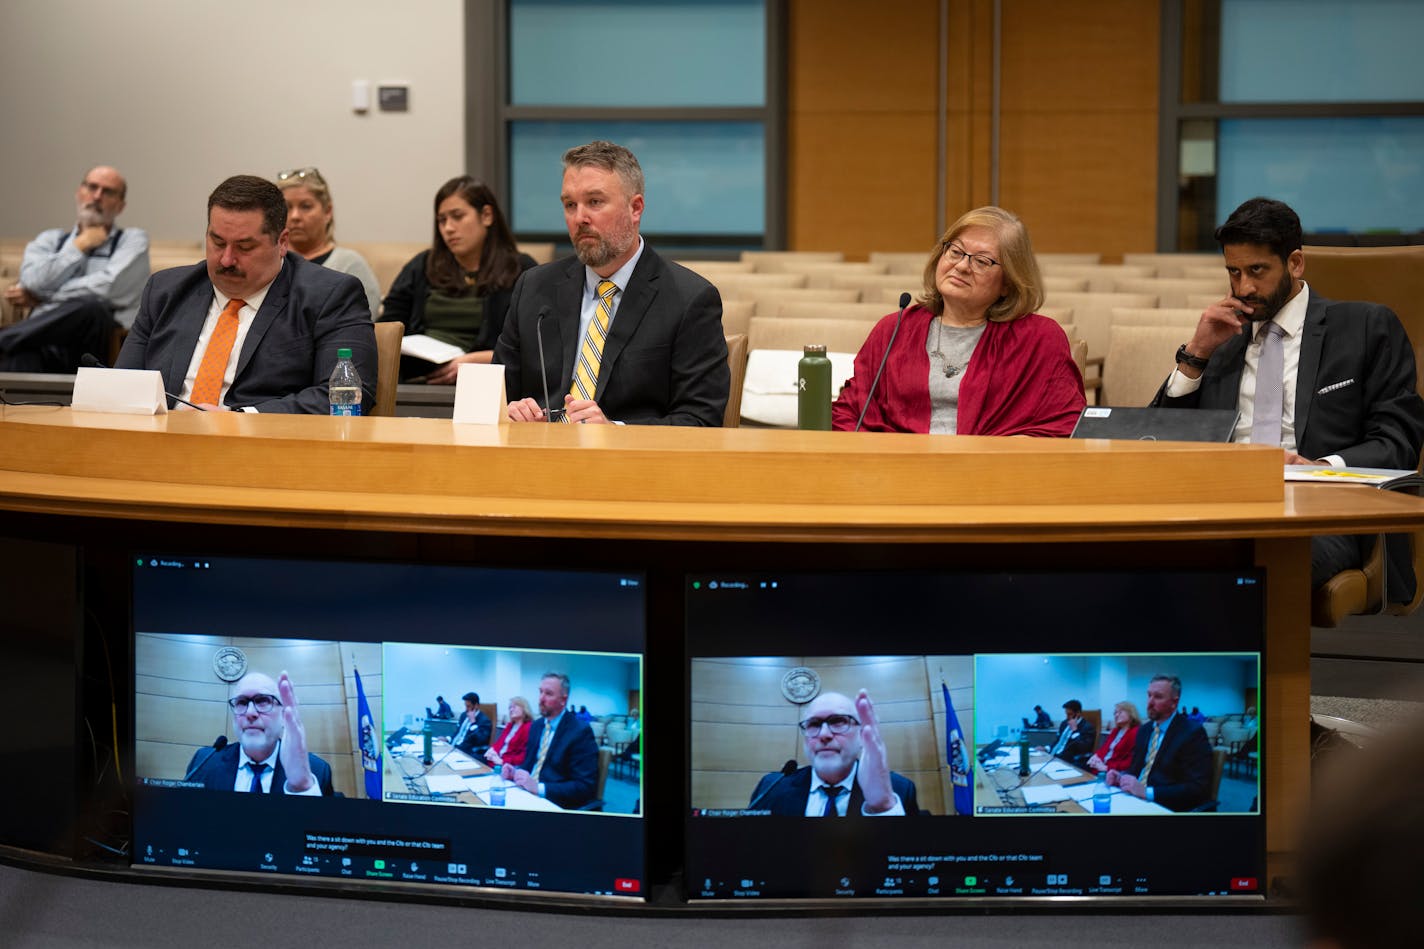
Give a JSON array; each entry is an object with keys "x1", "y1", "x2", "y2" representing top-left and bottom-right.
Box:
[{"x1": 3, "y1": 406, "x2": 1422, "y2": 899}]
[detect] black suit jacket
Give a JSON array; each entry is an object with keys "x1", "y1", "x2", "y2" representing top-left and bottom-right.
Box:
[
  {"x1": 185, "y1": 742, "x2": 335, "y2": 796},
  {"x1": 452, "y1": 710, "x2": 492, "y2": 757},
  {"x1": 1153, "y1": 291, "x2": 1424, "y2": 600},
  {"x1": 519, "y1": 713, "x2": 600, "y2": 809},
  {"x1": 117, "y1": 253, "x2": 377, "y2": 414},
  {"x1": 749, "y1": 766, "x2": 921, "y2": 817},
  {"x1": 1053, "y1": 717, "x2": 1097, "y2": 765},
  {"x1": 493, "y1": 246, "x2": 729, "y2": 425},
  {"x1": 1125, "y1": 715, "x2": 1213, "y2": 812}
]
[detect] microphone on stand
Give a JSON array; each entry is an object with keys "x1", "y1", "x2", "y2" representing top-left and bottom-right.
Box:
[
  {"x1": 853, "y1": 292, "x2": 912, "y2": 432},
  {"x1": 184, "y1": 735, "x2": 229, "y2": 781},
  {"x1": 748, "y1": 758, "x2": 800, "y2": 810},
  {"x1": 80, "y1": 353, "x2": 205, "y2": 411},
  {"x1": 534, "y1": 306, "x2": 565, "y2": 423}
]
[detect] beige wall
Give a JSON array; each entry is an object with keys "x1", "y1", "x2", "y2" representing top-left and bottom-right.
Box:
[
  {"x1": 691, "y1": 655, "x2": 974, "y2": 816},
  {"x1": 135, "y1": 633, "x2": 382, "y2": 800},
  {"x1": 0, "y1": 0, "x2": 464, "y2": 244}
]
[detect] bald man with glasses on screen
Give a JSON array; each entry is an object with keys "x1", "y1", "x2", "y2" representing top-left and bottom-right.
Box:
[
  {"x1": 184, "y1": 671, "x2": 335, "y2": 796},
  {"x1": 749, "y1": 690, "x2": 920, "y2": 817}
]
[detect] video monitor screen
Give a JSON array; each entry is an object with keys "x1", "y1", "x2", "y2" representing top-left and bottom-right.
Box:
[
  {"x1": 132, "y1": 554, "x2": 645, "y2": 900},
  {"x1": 686, "y1": 570, "x2": 1265, "y2": 902}
]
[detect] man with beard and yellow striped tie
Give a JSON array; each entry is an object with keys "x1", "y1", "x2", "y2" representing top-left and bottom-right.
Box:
[
  {"x1": 501, "y1": 672, "x2": 599, "y2": 809},
  {"x1": 497, "y1": 141, "x2": 729, "y2": 426},
  {"x1": 1106, "y1": 674, "x2": 1213, "y2": 812}
]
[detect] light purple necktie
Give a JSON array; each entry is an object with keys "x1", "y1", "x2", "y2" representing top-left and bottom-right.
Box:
[{"x1": 1250, "y1": 321, "x2": 1285, "y2": 447}]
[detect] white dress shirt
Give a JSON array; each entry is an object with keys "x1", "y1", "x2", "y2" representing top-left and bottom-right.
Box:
[{"x1": 178, "y1": 270, "x2": 279, "y2": 410}]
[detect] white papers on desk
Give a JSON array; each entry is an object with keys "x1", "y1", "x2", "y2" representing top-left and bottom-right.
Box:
[
  {"x1": 1066, "y1": 783, "x2": 1105, "y2": 803},
  {"x1": 401, "y1": 333, "x2": 464, "y2": 365},
  {"x1": 1043, "y1": 761, "x2": 1083, "y2": 781},
  {"x1": 464, "y1": 774, "x2": 496, "y2": 793},
  {"x1": 1109, "y1": 792, "x2": 1171, "y2": 815},
  {"x1": 445, "y1": 752, "x2": 483, "y2": 773},
  {"x1": 1021, "y1": 784, "x2": 1073, "y2": 805},
  {"x1": 424, "y1": 774, "x2": 471, "y2": 795}
]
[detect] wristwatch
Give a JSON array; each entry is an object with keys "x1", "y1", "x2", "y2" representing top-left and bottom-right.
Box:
[{"x1": 1174, "y1": 344, "x2": 1210, "y2": 371}]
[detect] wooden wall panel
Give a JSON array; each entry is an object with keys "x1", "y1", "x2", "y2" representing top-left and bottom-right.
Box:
[
  {"x1": 996, "y1": 1, "x2": 1159, "y2": 258},
  {"x1": 787, "y1": 1, "x2": 1161, "y2": 260}
]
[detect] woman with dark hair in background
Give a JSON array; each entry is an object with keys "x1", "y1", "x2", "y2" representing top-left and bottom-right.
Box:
[{"x1": 381, "y1": 176, "x2": 536, "y2": 383}]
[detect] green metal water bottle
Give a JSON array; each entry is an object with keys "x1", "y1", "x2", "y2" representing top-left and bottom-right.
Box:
[
  {"x1": 1019, "y1": 738, "x2": 1030, "y2": 777},
  {"x1": 797, "y1": 344, "x2": 832, "y2": 430},
  {"x1": 422, "y1": 722, "x2": 433, "y2": 765}
]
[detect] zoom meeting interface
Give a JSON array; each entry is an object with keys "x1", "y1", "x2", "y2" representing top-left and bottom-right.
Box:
[
  {"x1": 132, "y1": 555, "x2": 645, "y2": 900},
  {"x1": 686, "y1": 570, "x2": 1265, "y2": 901}
]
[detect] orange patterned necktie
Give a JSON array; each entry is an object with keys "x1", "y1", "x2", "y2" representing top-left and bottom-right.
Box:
[{"x1": 190, "y1": 298, "x2": 245, "y2": 405}]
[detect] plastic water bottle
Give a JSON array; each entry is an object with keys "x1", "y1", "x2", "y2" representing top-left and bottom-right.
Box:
[
  {"x1": 797, "y1": 344, "x2": 831, "y2": 430},
  {"x1": 329, "y1": 347, "x2": 362, "y2": 416}
]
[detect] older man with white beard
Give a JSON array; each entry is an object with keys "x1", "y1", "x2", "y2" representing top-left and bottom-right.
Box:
[{"x1": 0, "y1": 165, "x2": 149, "y2": 371}]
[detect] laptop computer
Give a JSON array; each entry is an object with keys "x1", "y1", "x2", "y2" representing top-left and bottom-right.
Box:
[{"x1": 1070, "y1": 406, "x2": 1240, "y2": 443}]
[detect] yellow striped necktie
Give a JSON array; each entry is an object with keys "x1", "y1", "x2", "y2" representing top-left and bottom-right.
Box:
[
  {"x1": 530, "y1": 719, "x2": 555, "y2": 780},
  {"x1": 1139, "y1": 723, "x2": 1164, "y2": 784},
  {"x1": 564, "y1": 279, "x2": 616, "y2": 420}
]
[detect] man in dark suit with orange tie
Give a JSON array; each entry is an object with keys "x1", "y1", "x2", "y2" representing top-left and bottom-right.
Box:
[
  {"x1": 116, "y1": 174, "x2": 375, "y2": 413},
  {"x1": 502, "y1": 672, "x2": 599, "y2": 809}
]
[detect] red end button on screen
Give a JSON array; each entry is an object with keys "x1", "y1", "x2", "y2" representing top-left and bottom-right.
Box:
[
  {"x1": 1230, "y1": 877, "x2": 1258, "y2": 891},
  {"x1": 615, "y1": 878, "x2": 641, "y2": 893}
]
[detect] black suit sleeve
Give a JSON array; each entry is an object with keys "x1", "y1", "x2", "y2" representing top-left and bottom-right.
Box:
[
  {"x1": 646, "y1": 280, "x2": 729, "y2": 427},
  {"x1": 543, "y1": 723, "x2": 600, "y2": 809},
  {"x1": 1325, "y1": 305, "x2": 1424, "y2": 468},
  {"x1": 114, "y1": 276, "x2": 161, "y2": 370},
  {"x1": 248, "y1": 272, "x2": 377, "y2": 415},
  {"x1": 1151, "y1": 724, "x2": 1214, "y2": 812},
  {"x1": 492, "y1": 270, "x2": 532, "y2": 407}
]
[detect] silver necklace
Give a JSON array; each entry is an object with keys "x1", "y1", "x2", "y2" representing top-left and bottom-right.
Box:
[{"x1": 932, "y1": 318, "x2": 970, "y2": 379}]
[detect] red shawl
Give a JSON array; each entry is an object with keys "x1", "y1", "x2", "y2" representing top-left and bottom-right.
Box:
[{"x1": 831, "y1": 305, "x2": 1085, "y2": 436}]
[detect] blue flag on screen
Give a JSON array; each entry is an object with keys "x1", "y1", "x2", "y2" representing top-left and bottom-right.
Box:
[
  {"x1": 943, "y1": 681, "x2": 971, "y2": 815},
  {"x1": 355, "y1": 666, "x2": 381, "y2": 801}
]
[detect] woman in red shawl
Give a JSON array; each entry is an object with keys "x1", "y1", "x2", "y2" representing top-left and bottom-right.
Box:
[
  {"x1": 1086, "y1": 700, "x2": 1142, "y2": 774},
  {"x1": 832, "y1": 207, "x2": 1084, "y2": 435}
]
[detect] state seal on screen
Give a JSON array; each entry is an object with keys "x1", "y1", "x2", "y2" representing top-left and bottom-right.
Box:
[
  {"x1": 781, "y1": 666, "x2": 820, "y2": 704},
  {"x1": 212, "y1": 646, "x2": 248, "y2": 683}
]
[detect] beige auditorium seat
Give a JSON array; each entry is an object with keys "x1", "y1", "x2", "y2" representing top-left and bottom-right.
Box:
[
  {"x1": 1043, "y1": 276, "x2": 1090, "y2": 294},
  {"x1": 1110, "y1": 307, "x2": 1202, "y2": 331},
  {"x1": 1100, "y1": 325, "x2": 1183, "y2": 406},
  {"x1": 1039, "y1": 306, "x2": 1074, "y2": 326},
  {"x1": 516, "y1": 242, "x2": 556, "y2": 265},
  {"x1": 1036, "y1": 252, "x2": 1102, "y2": 266},
  {"x1": 747, "y1": 316, "x2": 875, "y2": 355},
  {"x1": 1041, "y1": 291, "x2": 1160, "y2": 365},
  {"x1": 1035, "y1": 263, "x2": 1157, "y2": 292},
  {"x1": 741, "y1": 250, "x2": 843, "y2": 269},
  {"x1": 827, "y1": 273, "x2": 921, "y2": 297},
  {"x1": 1178, "y1": 264, "x2": 1229, "y2": 282},
  {"x1": 371, "y1": 321, "x2": 404, "y2": 417},
  {"x1": 1121, "y1": 252, "x2": 1221, "y2": 276},
  {"x1": 795, "y1": 261, "x2": 891, "y2": 288},
  {"x1": 1112, "y1": 277, "x2": 1228, "y2": 308},
  {"x1": 345, "y1": 241, "x2": 425, "y2": 299},
  {"x1": 723, "y1": 333, "x2": 748, "y2": 428},
  {"x1": 676, "y1": 259, "x2": 756, "y2": 278},
  {"x1": 1185, "y1": 292, "x2": 1220, "y2": 310},
  {"x1": 719, "y1": 299, "x2": 756, "y2": 338},
  {"x1": 710, "y1": 273, "x2": 810, "y2": 298},
  {"x1": 868, "y1": 251, "x2": 931, "y2": 274},
  {"x1": 762, "y1": 301, "x2": 895, "y2": 321},
  {"x1": 743, "y1": 287, "x2": 860, "y2": 315}
]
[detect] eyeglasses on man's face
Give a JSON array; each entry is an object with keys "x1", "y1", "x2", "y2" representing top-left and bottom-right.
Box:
[
  {"x1": 228, "y1": 693, "x2": 282, "y2": 714},
  {"x1": 798, "y1": 713, "x2": 860, "y2": 736},
  {"x1": 942, "y1": 241, "x2": 1000, "y2": 275}
]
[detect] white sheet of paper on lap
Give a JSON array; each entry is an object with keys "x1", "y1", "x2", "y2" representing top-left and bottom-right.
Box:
[{"x1": 401, "y1": 333, "x2": 465, "y2": 364}]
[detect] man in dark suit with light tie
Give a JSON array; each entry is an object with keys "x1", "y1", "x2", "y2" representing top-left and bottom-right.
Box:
[
  {"x1": 749, "y1": 689, "x2": 920, "y2": 817},
  {"x1": 496, "y1": 140, "x2": 728, "y2": 426},
  {"x1": 185, "y1": 670, "x2": 335, "y2": 796},
  {"x1": 1106, "y1": 674, "x2": 1212, "y2": 812},
  {"x1": 116, "y1": 175, "x2": 376, "y2": 413},
  {"x1": 502, "y1": 672, "x2": 599, "y2": 809},
  {"x1": 1152, "y1": 197, "x2": 1424, "y2": 597}
]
